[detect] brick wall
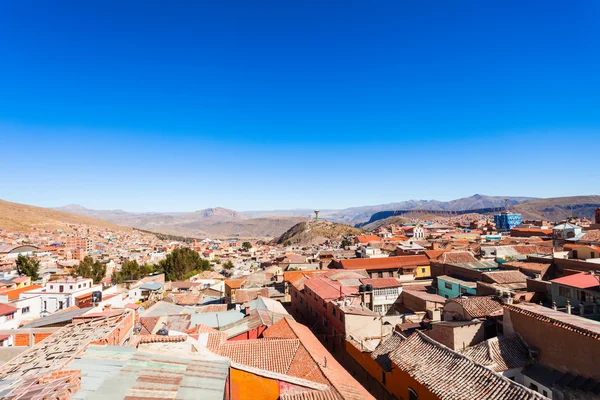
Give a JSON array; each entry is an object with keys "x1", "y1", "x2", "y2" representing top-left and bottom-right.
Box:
[
  {"x1": 14, "y1": 333, "x2": 29, "y2": 346},
  {"x1": 505, "y1": 307, "x2": 600, "y2": 380}
]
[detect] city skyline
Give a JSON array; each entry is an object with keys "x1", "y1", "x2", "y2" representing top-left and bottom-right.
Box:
[{"x1": 1, "y1": 1, "x2": 599, "y2": 211}]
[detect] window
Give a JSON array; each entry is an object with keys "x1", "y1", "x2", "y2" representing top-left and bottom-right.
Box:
[
  {"x1": 378, "y1": 272, "x2": 383, "y2": 278},
  {"x1": 543, "y1": 390, "x2": 548, "y2": 397},
  {"x1": 573, "y1": 250, "x2": 578, "y2": 258},
  {"x1": 381, "y1": 371, "x2": 386, "y2": 385},
  {"x1": 59, "y1": 301, "x2": 64, "y2": 310},
  {"x1": 22, "y1": 307, "x2": 30, "y2": 314},
  {"x1": 6, "y1": 313, "x2": 14, "y2": 320},
  {"x1": 460, "y1": 287, "x2": 468, "y2": 294},
  {"x1": 445, "y1": 282, "x2": 453, "y2": 290},
  {"x1": 332, "y1": 308, "x2": 336, "y2": 316},
  {"x1": 421, "y1": 268, "x2": 426, "y2": 273},
  {"x1": 59, "y1": 285, "x2": 64, "y2": 293},
  {"x1": 559, "y1": 286, "x2": 572, "y2": 298},
  {"x1": 529, "y1": 383, "x2": 538, "y2": 392},
  {"x1": 339, "y1": 313, "x2": 344, "y2": 322},
  {"x1": 50, "y1": 285, "x2": 53, "y2": 290},
  {"x1": 43, "y1": 301, "x2": 47, "y2": 310},
  {"x1": 70, "y1": 285, "x2": 73, "y2": 290},
  {"x1": 408, "y1": 388, "x2": 418, "y2": 400},
  {"x1": 300, "y1": 298, "x2": 303, "y2": 304},
  {"x1": 322, "y1": 300, "x2": 327, "y2": 308},
  {"x1": 78, "y1": 284, "x2": 81, "y2": 289}
]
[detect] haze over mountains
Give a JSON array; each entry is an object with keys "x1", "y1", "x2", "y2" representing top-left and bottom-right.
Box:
[{"x1": 0, "y1": 194, "x2": 596, "y2": 239}]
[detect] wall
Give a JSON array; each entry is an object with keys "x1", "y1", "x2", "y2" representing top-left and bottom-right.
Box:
[
  {"x1": 229, "y1": 368, "x2": 280, "y2": 400},
  {"x1": 343, "y1": 340, "x2": 395, "y2": 400},
  {"x1": 427, "y1": 321, "x2": 484, "y2": 351},
  {"x1": 388, "y1": 364, "x2": 439, "y2": 400},
  {"x1": 504, "y1": 308, "x2": 600, "y2": 380},
  {"x1": 437, "y1": 278, "x2": 476, "y2": 299},
  {"x1": 415, "y1": 265, "x2": 431, "y2": 278}
]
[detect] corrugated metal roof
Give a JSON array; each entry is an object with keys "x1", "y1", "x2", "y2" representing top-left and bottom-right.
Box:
[
  {"x1": 69, "y1": 344, "x2": 229, "y2": 400},
  {"x1": 21, "y1": 306, "x2": 93, "y2": 328}
]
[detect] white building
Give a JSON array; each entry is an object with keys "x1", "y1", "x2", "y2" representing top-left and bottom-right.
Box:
[{"x1": 19, "y1": 277, "x2": 101, "y2": 314}]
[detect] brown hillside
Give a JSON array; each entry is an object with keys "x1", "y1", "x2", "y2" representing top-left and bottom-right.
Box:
[
  {"x1": 512, "y1": 195, "x2": 600, "y2": 221},
  {"x1": 0, "y1": 199, "x2": 128, "y2": 231}
]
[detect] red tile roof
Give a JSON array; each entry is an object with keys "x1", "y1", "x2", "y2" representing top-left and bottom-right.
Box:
[
  {"x1": 356, "y1": 235, "x2": 381, "y2": 243},
  {"x1": 336, "y1": 255, "x2": 429, "y2": 271},
  {"x1": 433, "y1": 251, "x2": 477, "y2": 264},
  {"x1": 284, "y1": 270, "x2": 328, "y2": 284},
  {"x1": 261, "y1": 318, "x2": 375, "y2": 400},
  {"x1": 0, "y1": 284, "x2": 43, "y2": 300},
  {"x1": 234, "y1": 288, "x2": 269, "y2": 304},
  {"x1": 217, "y1": 338, "x2": 303, "y2": 375},
  {"x1": 360, "y1": 278, "x2": 401, "y2": 289},
  {"x1": 424, "y1": 250, "x2": 449, "y2": 259},
  {"x1": 0, "y1": 303, "x2": 17, "y2": 316},
  {"x1": 551, "y1": 272, "x2": 600, "y2": 290},
  {"x1": 225, "y1": 279, "x2": 245, "y2": 290}
]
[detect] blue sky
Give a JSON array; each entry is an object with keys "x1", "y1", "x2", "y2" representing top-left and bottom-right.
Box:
[{"x1": 0, "y1": 1, "x2": 598, "y2": 212}]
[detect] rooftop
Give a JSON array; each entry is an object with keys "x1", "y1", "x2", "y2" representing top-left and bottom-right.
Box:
[
  {"x1": 551, "y1": 272, "x2": 600, "y2": 291},
  {"x1": 388, "y1": 331, "x2": 545, "y2": 400},
  {"x1": 460, "y1": 335, "x2": 533, "y2": 372},
  {"x1": 335, "y1": 255, "x2": 429, "y2": 271},
  {"x1": 504, "y1": 302, "x2": 600, "y2": 340}
]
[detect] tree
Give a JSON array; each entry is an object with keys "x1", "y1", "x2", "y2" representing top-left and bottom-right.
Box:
[
  {"x1": 241, "y1": 241, "x2": 252, "y2": 251},
  {"x1": 340, "y1": 238, "x2": 352, "y2": 248},
  {"x1": 156, "y1": 247, "x2": 210, "y2": 281},
  {"x1": 223, "y1": 260, "x2": 235, "y2": 270},
  {"x1": 73, "y1": 256, "x2": 106, "y2": 284},
  {"x1": 15, "y1": 254, "x2": 40, "y2": 280}
]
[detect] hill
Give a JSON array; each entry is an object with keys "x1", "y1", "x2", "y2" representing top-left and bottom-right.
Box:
[
  {"x1": 360, "y1": 216, "x2": 410, "y2": 231},
  {"x1": 274, "y1": 220, "x2": 366, "y2": 246},
  {"x1": 54, "y1": 204, "x2": 302, "y2": 239},
  {"x1": 512, "y1": 195, "x2": 600, "y2": 221},
  {"x1": 0, "y1": 199, "x2": 127, "y2": 232},
  {"x1": 245, "y1": 194, "x2": 535, "y2": 224}
]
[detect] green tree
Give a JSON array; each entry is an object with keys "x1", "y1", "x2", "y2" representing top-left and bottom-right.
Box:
[
  {"x1": 223, "y1": 260, "x2": 235, "y2": 270},
  {"x1": 340, "y1": 238, "x2": 352, "y2": 248},
  {"x1": 156, "y1": 247, "x2": 210, "y2": 281},
  {"x1": 73, "y1": 256, "x2": 106, "y2": 284},
  {"x1": 111, "y1": 270, "x2": 124, "y2": 285},
  {"x1": 15, "y1": 254, "x2": 40, "y2": 280},
  {"x1": 120, "y1": 260, "x2": 141, "y2": 280},
  {"x1": 241, "y1": 241, "x2": 252, "y2": 251}
]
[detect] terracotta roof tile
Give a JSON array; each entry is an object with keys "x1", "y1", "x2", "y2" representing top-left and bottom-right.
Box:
[
  {"x1": 460, "y1": 335, "x2": 533, "y2": 372},
  {"x1": 446, "y1": 296, "x2": 503, "y2": 318},
  {"x1": 434, "y1": 251, "x2": 477, "y2": 264},
  {"x1": 389, "y1": 332, "x2": 545, "y2": 400},
  {"x1": 336, "y1": 255, "x2": 429, "y2": 271}
]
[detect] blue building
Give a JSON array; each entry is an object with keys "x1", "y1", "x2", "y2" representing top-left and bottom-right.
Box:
[
  {"x1": 494, "y1": 212, "x2": 522, "y2": 232},
  {"x1": 437, "y1": 275, "x2": 477, "y2": 299}
]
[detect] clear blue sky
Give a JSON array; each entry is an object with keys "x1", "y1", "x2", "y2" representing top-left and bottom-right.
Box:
[{"x1": 0, "y1": 1, "x2": 598, "y2": 212}]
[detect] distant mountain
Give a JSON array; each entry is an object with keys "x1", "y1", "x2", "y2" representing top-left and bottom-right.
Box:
[
  {"x1": 50, "y1": 194, "x2": 598, "y2": 238},
  {"x1": 273, "y1": 220, "x2": 366, "y2": 246},
  {"x1": 0, "y1": 199, "x2": 127, "y2": 232},
  {"x1": 512, "y1": 195, "x2": 600, "y2": 221},
  {"x1": 54, "y1": 204, "x2": 302, "y2": 239},
  {"x1": 247, "y1": 195, "x2": 537, "y2": 224}
]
